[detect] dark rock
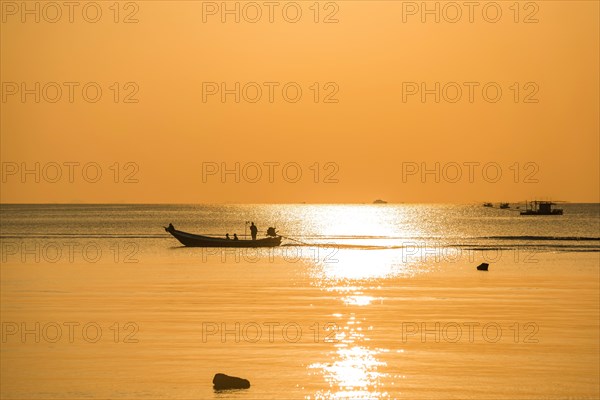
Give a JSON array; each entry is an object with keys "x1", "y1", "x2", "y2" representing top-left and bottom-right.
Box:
[
  {"x1": 477, "y1": 263, "x2": 489, "y2": 271},
  {"x1": 213, "y1": 373, "x2": 250, "y2": 390}
]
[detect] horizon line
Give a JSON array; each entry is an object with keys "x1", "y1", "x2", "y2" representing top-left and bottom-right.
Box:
[{"x1": 1, "y1": 201, "x2": 599, "y2": 206}]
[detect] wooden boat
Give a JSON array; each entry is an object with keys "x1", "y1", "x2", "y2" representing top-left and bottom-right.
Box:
[
  {"x1": 164, "y1": 224, "x2": 282, "y2": 247},
  {"x1": 520, "y1": 201, "x2": 563, "y2": 215}
]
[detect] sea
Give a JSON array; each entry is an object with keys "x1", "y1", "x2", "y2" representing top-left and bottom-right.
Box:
[{"x1": 1, "y1": 203, "x2": 599, "y2": 399}]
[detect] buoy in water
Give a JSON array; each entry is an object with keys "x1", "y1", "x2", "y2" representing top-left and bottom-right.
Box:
[{"x1": 477, "y1": 263, "x2": 489, "y2": 271}]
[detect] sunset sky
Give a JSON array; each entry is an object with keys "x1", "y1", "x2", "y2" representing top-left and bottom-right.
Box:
[{"x1": 1, "y1": 1, "x2": 598, "y2": 203}]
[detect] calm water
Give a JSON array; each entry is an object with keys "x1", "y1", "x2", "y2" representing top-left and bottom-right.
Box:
[{"x1": 1, "y1": 204, "x2": 599, "y2": 399}]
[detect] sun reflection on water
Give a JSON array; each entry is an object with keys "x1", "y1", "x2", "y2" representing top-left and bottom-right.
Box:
[
  {"x1": 305, "y1": 206, "x2": 416, "y2": 399},
  {"x1": 343, "y1": 295, "x2": 375, "y2": 307},
  {"x1": 309, "y1": 248, "x2": 420, "y2": 284},
  {"x1": 306, "y1": 260, "x2": 394, "y2": 398},
  {"x1": 309, "y1": 315, "x2": 389, "y2": 400},
  {"x1": 295, "y1": 204, "x2": 425, "y2": 242}
]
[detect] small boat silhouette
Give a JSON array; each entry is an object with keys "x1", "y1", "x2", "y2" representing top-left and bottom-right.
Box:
[
  {"x1": 520, "y1": 201, "x2": 563, "y2": 215},
  {"x1": 164, "y1": 223, "x2": 282, "y2": 247}
]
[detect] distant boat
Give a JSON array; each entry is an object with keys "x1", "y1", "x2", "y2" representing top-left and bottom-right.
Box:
[
  {"x1": 483, "y1": 202, "x2": 493, "y2": 207},
  {"x1": 499, "y1": 203, "x2": 510, "y2": 209},
  {"x1": 520, "y1": 201, "x2": 563, "y2": 215},
  {"x1": 373, "y1": 199, "x2": 388, "y2": 204},
  {"x1": 164, "y1": 224, "x2": 282, "y2": 247}
]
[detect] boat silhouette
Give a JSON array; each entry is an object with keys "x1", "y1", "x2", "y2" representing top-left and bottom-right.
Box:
[
  {"x1": 520, "y1": 201, "x2": 563, "y2": 215},
  {"x1": 164, "y1": 224, "x2": 282, "y2": 247}
]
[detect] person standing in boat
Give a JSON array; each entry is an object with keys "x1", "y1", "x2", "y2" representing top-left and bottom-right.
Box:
[
  {"x1": 249, "y1": 222, "x2": 258, "y2": 240},
  {"x1": 233, "y1": 233, "x2": 239, "y2": 241}
]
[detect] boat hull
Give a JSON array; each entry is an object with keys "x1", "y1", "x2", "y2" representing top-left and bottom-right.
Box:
[
  {"x1": 519, "y1": 210, "x2": 563, "y2": 215},
  {"x1": 166, "y1": 226, "x2": 282, "y2": 247}
]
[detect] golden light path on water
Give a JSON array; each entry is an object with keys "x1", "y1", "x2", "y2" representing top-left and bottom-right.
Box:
[
  {"x1": 290, "y1": 204, "x2": 428, "y2": 244},
  {"x1": 307, "y1": 277, "x2": 391, "y2": 398},
  {"x1": 299, "y1": 206, "x2": 422, "y2": 399},
  {"x1": 308, "y1": 315, "x2": 390, "y2": 400}
]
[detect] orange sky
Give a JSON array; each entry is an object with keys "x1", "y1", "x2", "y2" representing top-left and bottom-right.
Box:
[{"x1": 1, "y1": 1, "x2": 598, "y2": 203}]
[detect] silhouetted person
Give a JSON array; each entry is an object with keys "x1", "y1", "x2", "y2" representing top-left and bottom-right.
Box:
[
  {"x1": 225, "y1": 233, "x2": 230, "y2": 240},
  {"x1": 250, "y1": 222, "x2": 258, "y2": 240},
  {"x1": 233, "y1": 233, "x2": 239, "y2": 241}
]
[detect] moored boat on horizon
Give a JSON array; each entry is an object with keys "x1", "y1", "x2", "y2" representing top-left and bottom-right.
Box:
[{"x1": 520, "y1": 201, "x2": 563, "y2": 215}]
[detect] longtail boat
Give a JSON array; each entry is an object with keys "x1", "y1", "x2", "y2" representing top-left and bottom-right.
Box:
[{"x1": 164, "y1": 224, "x2": 282, "y2": 247}]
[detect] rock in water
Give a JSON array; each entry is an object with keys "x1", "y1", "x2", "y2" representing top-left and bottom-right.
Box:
[
  {"x1": 213, "y1": 373, "x2": 250, "y2": 390},
  {"x1": 477, "y1": 263, "x2": 489, "y2": 271}
]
